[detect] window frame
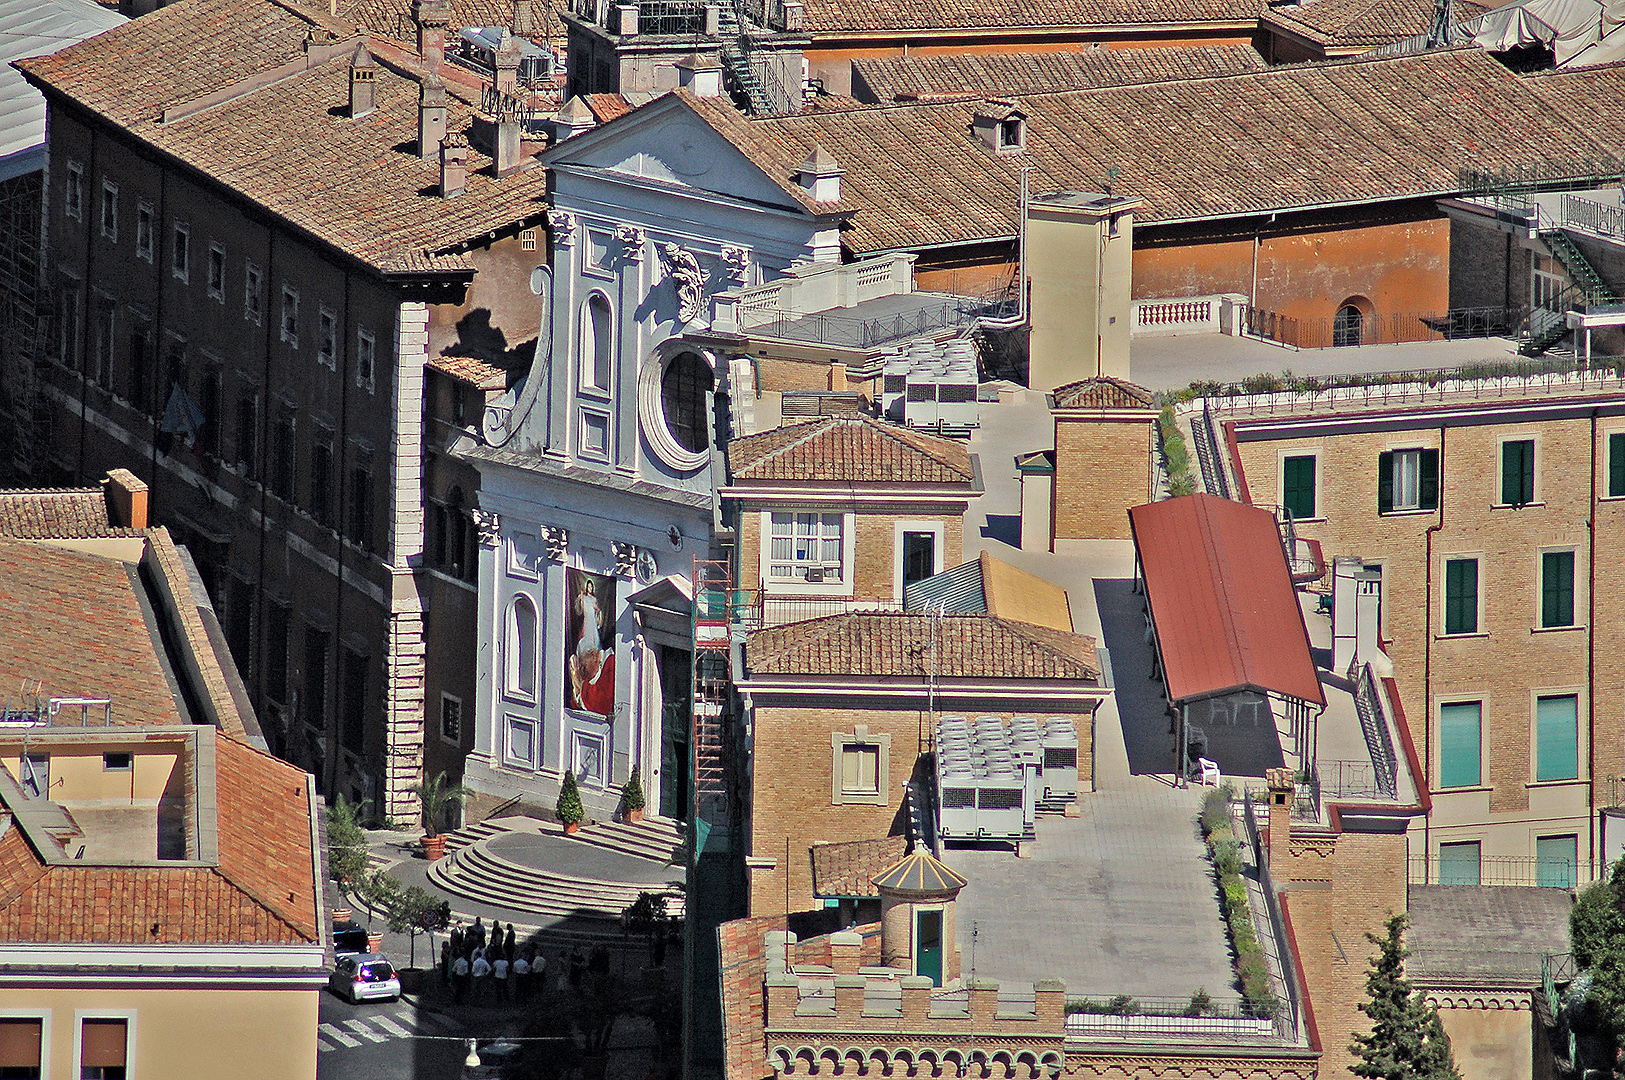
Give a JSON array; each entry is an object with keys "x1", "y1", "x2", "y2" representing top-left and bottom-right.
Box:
[
  {"x1": 1608, "y1": 430, "x2": 1625, "y2": 499},
  {"x1": 206, "y1": 243, "x2": 225, "y2": 301},
  {"x1": 892, "y1": 519, "x2": 945, "y2": 601},
  {"x1": 243, "y1": 262, "x2": 263, "y2": 324},
  {"x1": 1437, "y1": 699, "x2": 1482, "y2": 789},
  {"x1": 99, "y1": 179, "x2": 117, "y2": 242},
  {"x1": 318, "y1": 308, "x2": 337, "y2": 370},
  {"x1": 504, "y1": 714, "x2": 537, "y2": 768},
  {"x1": 74, "y1": 1012, "x2": 132, "y2": 1080},
  {"x1": 579, "y1": 293, "x2": 614, "y2": 395},
  {"x1": 280, "y1": 285, "x2": 299, "y2": 348},
  {"x1": 355, "y1": 327, "x2": 376, "y2": 392},
  {"x1": 64, "y1": 161, "x2": 83, "y2": 220},
  {"x1": 504, "y1": 594, "x2": 539, "y2": 703},
  {"x1": 1279, "y1": 452, "x2": 1318, "y2": 521},
  {"x1": 439, "y1": 692, "x2": 463, "y2": 746},
  {"x1": 171, "y1": 222, "x2": 189, "y2": 282},
  {"x1": 135, "y1": 202, "x2": 153, "y2": 262},
  {"x1": 1498, "y1": 436, "x2": 1537, "y2": 508},
  {"x1": 1441, "y1": 555, "x2": 1480, "y2": 636},
  {"x1": 1539, "y1": 548, "x2": 1577, "y2": 629},
  {"x1": 1532, "y1": 691, "x2": 1582, "y2": 784},
  {"x1": 830, "y1": 726, "x2": 890, "y2": 805},
  {"x1": 1535, "y1": 833, "x2": 1578, "y2": 888},
  {"x1": 1378, "y1": 446, "x2": 1439, "y2": 514},
  {"x1": 1436, "y1": 840, "x2": 1481, "y2": 886},
  {"x1": 0, "y1": 1012, "x2": 50, "y2": 1079},
  {"x1": 763, "y1": 510, "x2": 851, "y2": 594}
]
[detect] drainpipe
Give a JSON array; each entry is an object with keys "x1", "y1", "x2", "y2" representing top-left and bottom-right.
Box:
[
  {"x1": 1588, "y1": 409, "x2": 1598, "y2": 875},
  {"x1": 1420, "y1": 424, "x2": 1444, "y2": 882}
]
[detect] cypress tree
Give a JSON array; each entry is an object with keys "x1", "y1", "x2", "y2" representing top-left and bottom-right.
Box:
[
  {"x1": 556, "y1": 769, "x2": 585, "y2": 826},
  {"x1": 1350, "y1": 913, "x2": 1462, "y2": 1080}
]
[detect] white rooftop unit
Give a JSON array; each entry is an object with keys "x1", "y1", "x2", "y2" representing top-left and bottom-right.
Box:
[
  {"x1": 880, "y1": 338, "x2": 981, "y2": 433},
  {"x1": 1040, "y1": 716, "x2": 1080, "y2": 803},
  {"x1": 935, "y1": 714, "x2": 1037, "y2": 843}
]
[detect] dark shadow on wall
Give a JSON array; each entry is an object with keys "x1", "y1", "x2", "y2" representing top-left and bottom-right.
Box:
[{"x1": 441, "y1": 308, "x2": 538, "y2": 377}]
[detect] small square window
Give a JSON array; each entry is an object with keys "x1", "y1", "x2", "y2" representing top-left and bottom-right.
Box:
[
  {"x1": 521, "y1": 228, "x2": 537, "y2": 251},
  {"x1": 841, "y1": 743, "x2": 879, "y2": 795},
  {"x1": 1379, "y1": 447, "x2": 1438, "y2": 513},
  {"x1": 440, "y1": 694, "x2": 462, "y2": 744},
  {"x1": 998, "y1": 117, "x2": 1023, "y2": 150},
  {"x1": 136, "y1": 203, "x2": 154, "y2": 262},
  {"x1": 1437, "y1": 841, "x2": 1480, "y2": 886},
  {"x1": 100, "y1": 180, "x2": 118, "y2": 241},
  {"x1": 103, "y1": 752, "x2": 132, "y2": 771},
  {"x1": 172, "y1": 223, "x2": 190, "y2": 281},
  {"x1": 65, "y1": 160, "x2": 83, "y2": 219},
  {"x1": 356, "y1": 328, "x2": 376, "y2": 391},
  {"x1": 244, "y1": 262, "x2": 262, "y2": 323},
  {"x1": 281, "y1": 286, "x2": 299, "y2": 347},
  {"x1": 830, "y1": 728, "x2": 889, "y2": 805},
  {"x1": 207, "y1": 244, "x2": 225, "y2": 300}
]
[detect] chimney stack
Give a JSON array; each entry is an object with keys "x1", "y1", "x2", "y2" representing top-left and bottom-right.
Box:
[
  {"x1": 102, "y1": 469, "x2": 149, "y2": 530},
  {"x1": 349, "y1": 41, "x2": 377, "y2": 118},
  {"x1": 494, "y1": 28, "x2": 522, "y2": 96},
  {"x1": 676, "y1": 52, "x2": 724, "y2": 97},
  {"x1": 413, "y1": 0, "x2": 451, "y2": 69},
  {"x1": 419, "y1": 73, "x2": 448, "y2": 160},
  {"x1": 549, "y1": 96, "x2": 597, "y2": 144},
  {"x1": 796, "y1": 144, "x2": 843, "y2": 202},
  {"x1": 440, "y1": 130, "x2": 469, "y2": 198},
  {"x1": 494, "y1": 99, "x2": 523, "y2": 177}
]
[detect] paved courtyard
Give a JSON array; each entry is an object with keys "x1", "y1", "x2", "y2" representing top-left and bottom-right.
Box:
[{"x1": 942, "y1": 780, "x2": 1238, "y2": 1006}]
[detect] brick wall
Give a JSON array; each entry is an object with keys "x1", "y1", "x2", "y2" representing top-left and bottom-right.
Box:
[
  {"x1": 1448, "y1": 216, "x2": 1518, "y2": 311},
  {"x1": 1052, "y1": 415, "x2": 1152, "y2": 542},
  {"x1": 736, "y1": 501, "x2": 966, "y2": 601}
]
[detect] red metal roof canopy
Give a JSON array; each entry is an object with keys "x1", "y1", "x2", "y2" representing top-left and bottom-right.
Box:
[{"x1": 1128, "y1": 493, "x2": 1325, "y2": 707}]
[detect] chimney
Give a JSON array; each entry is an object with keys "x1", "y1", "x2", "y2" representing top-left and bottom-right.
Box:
[
  {"x1": 494, "y1": 28, "x2": 521, "y2": 96},
  {"x1": 413, "y1": 0, "x2": 451, "y2": 69},
  {"x1": 418, "y1": 73, "x2": 448, "y2": 160},
  {"x1": 1265, "y1": 767, "x2": 1295, "y2": 886},
  {"x1": 349, "y1": 41, "x2": 377, "y2": 118},
  {"x1": 494, "y1": 100, "x2": 523, "y2": 177},
  {"x1": 440, "y1": 130, "x2": 469, "y2": 198},
  {"x1": 676, "y1": 52, "x2": 724, "y2": 97},
  {"x1": 796, "y1": 144, "x2": 843, "y2": 203},
  {"x1": 549, "y1": 95, "x2": 596, "y2": 144},
  {"x1": 1025, "y1": 190, "x2": 1141, "y2": 390},
  {"x1": 102, "y1": 469, "x2": 149, "y2": 530}
]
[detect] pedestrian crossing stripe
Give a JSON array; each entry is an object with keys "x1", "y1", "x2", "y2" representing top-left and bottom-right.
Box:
[
  {"x1": 342, "y1": 1019, "x2": 390, "y2": 1043},
  {"x1": 317, "y1": 1023, "x2": 360, "y2": 1049},
  {"x1": 317, "y1": 1010, "x2": 461, "y2": 1052},
  {"x1": 370, "y1": 1015, "x2": 412, "y2": 1038}
]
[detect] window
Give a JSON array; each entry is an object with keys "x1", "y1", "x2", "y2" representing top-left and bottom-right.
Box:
[
  {"x1": 1281, "y1": 454, "x2": 1316, "y2": 520},
  {"x1": 102, "y1": 753, "x2": 132, "y2": 771},
  {"x1": 521, "y1": 228, "x2": 537, "y2": 251},
  {"x1": 356, "y1": 328, "x2": 375, "y2": 391},
  {"x1": 56, "y1": 280, "x2": 80, "y2": 369},
  {"x1": 0, "y1": 1017, "x2": 42, "y2": 1079},
  {"x1": 79, "y1": 1018, "x2": 126, "y2": 1080},
  {"x1": 997, "y1": 117, "x2": 1023, "y2": 150},
  {"x1": 136, "y1": 202, "x2": 153, "y2": 262},
  {"x1": 1541, "y1": 550, "x2": 1575, "y2": 628},
  {"x1": 129, "y1": 326, "x2": 152, "y2": 412},
  {"x1": 903, "y1": 531, "x2": 936, "y2": 589},
  {"x1": 100, "y1": 180, "x2": 117, "y2": 241},
  {"x1": 302, "y1": 626, "x2": 329, "y2": 730},
  {"x1": 340, "y1": 646, "x2": 367, "y2": 754},
  {"x1": 234, "y1": 394, "x2": 258, "y2": 477},
  {"x1": 1437, "y1": 841, "x2": 1480, "y2": 886},
  {"x1": 280, "y1": 286, "x2": 298, "y2": 346},
  {"x1": 1378, "y1": 448, "x2": 1438, "y2": 513},
  {"x1": 92, "y1": 303, "x2": 114, "y2": 388},
  {"x1": 270, "y1": 412, "x2": 295, "y2": 501},
  {"x1": 198, "y1": 367, "x2": 222, "y2": 457},
  {"x1": 310, "y1": 439, "x2": 334, "y2": 528},
  {"x1": 244, "y1": 262, "x2": 262, "y2": 323},
  {"x1": 265, "y1": 600, "x2": 290, "y2": 704},
  {"x1": 581, "y1": 295, "x2": 612, "y2": 391},
  {"x1": 65, "y1": 161, "x2": 83, "y2": 219},
  {"x1": 1443, "y1": 557, "x2": 1478, "y2": 635},
  {"x1": 841, "y1": 743, "x2": 880, "y2": 795},
  {"x1": 318, "y1": 309, "x2": 336, "y2": 369},
  {"x1": 1500, "y1": 438, "x2": 1535, "y2": 506},
  {"x1": 1610, "y1": 432, "x2": 1625, "y2": 498},
  {"x1": 1438, "y1": 701, "x2": 1481, "y2": 788},
  {"x1": 660, "y1": 352, "x2": 713, "y2": 453},
  {"x1": 172, "y1": 222, "x2": 189, "y2": 281},
  {"x1": 506, "y1": 596, "x2": 537, "y2": 698},
  {"x1": 207, "y1": 243, "x2": 225, "y2": 300},
  {"x1": 440, "y1": 693, "x2": 462, "y2": 744},
  {"x1": 1536, "y1": 834, "x2": 1577, "y2": 888},
  {"x1": 346, "y1": 465, "x2": 374, "y2": 551},
  {"x1": 768, "y1": 512, "x2": 843, "y2": 582},
  {"x1": 1535, "y1": 693, "x2": 1579, "y2": 782}
]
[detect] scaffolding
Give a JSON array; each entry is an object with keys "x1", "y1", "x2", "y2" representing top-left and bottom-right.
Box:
[{"x1": 690, "y1": 556, "x2": 734, "y2": 816}]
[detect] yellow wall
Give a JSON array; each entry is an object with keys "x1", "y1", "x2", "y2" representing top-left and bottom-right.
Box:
[
  {"x1": 0, "y1": 748, "x2": 180, "y2": 805},
  {"x1": 0, "y1": 984, "x2": 317, "y2": 1080}
]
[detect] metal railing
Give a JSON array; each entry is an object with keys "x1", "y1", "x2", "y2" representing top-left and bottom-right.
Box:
[
  {"x1": 1558, "y1": 193, "x2": 1625, "y2": 243},
  {"x1": 1190, "y1": 400, "x2": 1230, "y2": 499},
  {"x1": 1407, "y1": 853, "x2": 1601, "y2": 888},
  {"x1": 1241, "y1": 796, "x2": 1304, "y2": 1043},
  {"x1": 734, "y1": 594, "x2": 904, "y2": 632},
  {"x1": 1244, "y1": 304, "x2": 1521, "y2": 350},
  {"x1": 1351, "y1": 666, "x2": 1399, "y2": 800},
  {"x1": 634, "y1": 0, "x2": 710, "y2": 33}
]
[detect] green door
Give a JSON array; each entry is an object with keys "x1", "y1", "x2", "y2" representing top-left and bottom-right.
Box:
[{"x1": 916, "y1": 910, "x2": 943, "y2": 987}]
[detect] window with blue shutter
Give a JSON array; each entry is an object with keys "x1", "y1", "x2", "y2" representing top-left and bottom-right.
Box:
[{"x1": 1535, "y1": 694, "x2": 1579, "y2": 782}]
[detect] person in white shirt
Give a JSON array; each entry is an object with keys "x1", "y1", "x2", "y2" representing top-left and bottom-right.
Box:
[
  {"x1": 512, "y1": 952, "x2": 531, "y2": 1002},
  {"x1": 470, "y1": 949, "x2": 491, "y2": 1001},
  {"x1": 492, "y1": 953, "x2": 510, "y2": 999},
  {"x1": 451, "y1": 952, "x2": 470, "y2": 1004}
]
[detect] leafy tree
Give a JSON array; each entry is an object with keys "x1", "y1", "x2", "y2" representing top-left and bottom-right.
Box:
[
  {"x1": 327, "y1": 796, "x2": 371, "y2": 887},
  {"x1": 1571, "y1": 859, "x2": 1625, "y2": 1051},
  {"x1": 411, "y1": 770, "x2": 474, "y2": 837},
  {"x1": 557, "y1": 770, "x2": 585, "y2": 826},
  {"x1": 380, "y1": 878, "x2": 447, "y2": 968},
  {"x1": 1350, "y1": 913, "x2": 1462, "y2": 1080}
]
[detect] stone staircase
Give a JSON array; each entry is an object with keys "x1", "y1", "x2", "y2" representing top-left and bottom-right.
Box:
[{"x1": 570, "y1": 817, "x2": 685, "y2": 865}]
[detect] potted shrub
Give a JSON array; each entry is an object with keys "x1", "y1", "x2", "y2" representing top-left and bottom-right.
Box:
[
  {"x1": 557, "y1": 770, "x2": 585, "y2": 835},
  {"x1": 412, "y1": 771, "x2": 474, "y2": 861},
  {"x1": 621, "y1": 773, "x2": 646, "y2": 824}
]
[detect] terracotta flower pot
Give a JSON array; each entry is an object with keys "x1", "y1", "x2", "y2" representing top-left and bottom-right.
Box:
[
  {"x1": 564, "y1": 821, "x2": 581, "y2": 835},
  {"x1": 421, "y1": 833, "x2": 447, "y2": 860},
  {"x1": 331, "y1": 907, "x2": 352, "y2": 924},
  {"x1": 367, "y1": 931, "x2": 384, "y2": 954},
  {"x1": 625, "y1": 808, "x2": 644, "y2": 824}
]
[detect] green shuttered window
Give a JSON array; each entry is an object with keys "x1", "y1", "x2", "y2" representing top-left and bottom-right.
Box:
[
  {"x1": 1439, "y1": 701, "x2": 1481, "y2": 789},
  {"x1": 1541, "y1": 550, "x2": 1575, "y2": 628},
  {"x1": 1500, "y1": 439, "x2": 1535, "y2": 506},
  {"x1": 1444, "y1": 558, "x2": 1477, "y2": 635},
  {"x1": 1377, "y1": 448, "x2": 1439, "y2": 513},
  {"x1": 1282, "y1": 455, "x2": 1316, "y2": 520},
  {"x1": 1611, "y1": 432, "x2": 1625, "y2": 498}
]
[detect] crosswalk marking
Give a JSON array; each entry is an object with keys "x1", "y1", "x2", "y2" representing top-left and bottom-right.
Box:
[
  {"x1": 370, "y1": 1015, "x2": 412, "y2": 1037},
  {"x1": 318, "y1": 1023, "x2": 360, "y2": 1049},
  {"x1": 342, "y1": 1019, "x2": 390, "y2": 1043},
  {"x1": 316, "y1": 1038, "x2": 337, "y2": 1053}
]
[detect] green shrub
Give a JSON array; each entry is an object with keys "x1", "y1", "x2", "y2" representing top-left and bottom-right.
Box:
[
  {"x1": 622, "y1": 772, "x2": 646, "y2": 813},
  {"x1": 556, "y1": 770, "x2": 585, "y2": 826},
  {"x1": 1186, "y1": 988, "x2": 1213, "y2": 1017},
  {"x1": 327, "y1": 796, "x2": 371, "y2": 886},
  {"x1": 1106, "y1": 994, "x2": 1140, "y2": 1015}
]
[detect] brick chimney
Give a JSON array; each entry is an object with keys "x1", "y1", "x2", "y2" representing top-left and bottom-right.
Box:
[
  {"x1": 349, "y1": 41, "x2": 377, "y2": 118},
  {"x1": 419, "y1": 73, "x2": 448, "y2": 160},
  {"x1": 494, "y1": 28, "x2": 521, "y2": 96},
  {"x1": 102, "y1": 469, "x2": 149, "y2": 530},
  {"x1": 1265, "y1": 766, "x2": 1295, "y2": 886},
  {"x1": 440, "y1": 130, "x2": 469, "y2": 198},
  {"x1": 413, "y1": 0, "x2": 451, "y2": 69}
]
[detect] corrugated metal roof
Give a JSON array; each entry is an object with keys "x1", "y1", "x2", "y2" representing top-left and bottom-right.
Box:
[
  {"x1": 903, "y1": 558, "x2": 984, "y2": 614},
  {"x1": 0, "y1": 0, "x2": 122, "y2": 181},
  {"x1": 1128, "y1": 493, "x2": 1325, "y2": 707}
]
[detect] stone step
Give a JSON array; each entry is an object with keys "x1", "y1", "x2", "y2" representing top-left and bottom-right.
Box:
[
  {"x1": 445, "y1": 817, "x2": 525, "y2": 855},
  {"x1": 428, "y1": 859, "x2": 686, "y2": 922},
  {"x1": 428, "y1": 838, "x2": 685, "y2": 921},
  {"x1": 456, "y1": 842, "x2": 682, "y2": 906},
  {"x1": 569, "y1": 819, "x2": 685, "y2": 864}
]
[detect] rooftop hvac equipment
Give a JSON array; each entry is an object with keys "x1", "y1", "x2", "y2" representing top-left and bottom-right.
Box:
[
  {"x1": 878, "y1": 338, "x2": 981, "y2": 432},
  {"x1": 934, "y1": 714, "x2": 1037, "y2": 843},
  {"x1": 1040, "y1": 716, "x2": 1079, "y2": 804}
]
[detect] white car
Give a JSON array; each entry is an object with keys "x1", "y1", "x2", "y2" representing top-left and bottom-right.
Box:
[{"x1": 328, "y1": 953, "x2": 400, "y2": 1003}]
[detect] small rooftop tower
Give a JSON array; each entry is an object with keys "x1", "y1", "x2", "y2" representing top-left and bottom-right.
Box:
[
  {"x1": 349, "y1": 41, "x2": 377, "y2": 118},
  {"x1": 873, "y1": 851, "x2": 966, "y2": 986},
  {"x1": 797, "y1": 144, "x2": 843, "y2": 203}
]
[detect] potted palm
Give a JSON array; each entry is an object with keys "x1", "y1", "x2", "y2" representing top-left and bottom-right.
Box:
[
  {"x1": 621, "y1": 773, "x2": 646, "y2": 824},
  {"x1": 557, "y1": 770, "x2": 585, "y2": 835},
  {"x1": 412, "y1": 771, "x2": 474, "y2": 860}
]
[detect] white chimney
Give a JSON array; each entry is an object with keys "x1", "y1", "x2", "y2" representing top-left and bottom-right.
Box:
[
  {"x1": 349, "y1": 42, "x2": 377, "y2": 119},
  {"x1": 441, "y1": 130, "x2": 469, "y2": 198},
  {"x1": 676, "y1": 52, "x2": 724, "y2": 97},
  {"x1": 419, "y1": 73, "x2": 448, "y2": 160},
  {"x1": 796, "y1": 144, "x2": 843, "y2": 203}
]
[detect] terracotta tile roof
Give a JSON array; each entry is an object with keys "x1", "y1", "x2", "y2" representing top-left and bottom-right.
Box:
[
  {"x1": 727, "y1": 415, "x2": 973, "y2": 484},
  {"x1": 585, "y1": 92, "x2": 631, "y2": 121},
  {"x1": 0, "y1": 541, "x2": 185, "y2": 727},
  {"x1": 745, "y1": 611, "x2": 1100, "y2": 681},
  {"x1": 0, "y1": 488, "x2": 136, "y2": 539},
  {"x1": 342, "y1": 0, "x2": 566, "y2": 45},
  {"x1": 719, "y1": 915, "x2": 779, "y2": 1080},
  {"x1": 1128, "y1": 493, "x2": 1324, "y2": 706},
  {"x1": 799, "y1": 0, "x2": 1261, "y2": 34},
  {"x1": 428, "y1": 352, "x2": 510, "y2": 387},
  {"x1": 852, "y1": 46, "x2": 1266, "y2": 102},
  {"x1": 1260, "y1": 0, "x2": 1488, "y2": 49},
  {"x1": 17, "y1": 0, "x2": 550, "y2": 276},
  {"x1": 810, "y1": 834, "x2": 906, "y2": 897},
  {"x1": 677, "y1": 48, "x2": 1625, "y2": 253},
  {"x1": 1052, "y1": 375, "x2": 1157, "y2": 409},
  {"x1": 0, "y1": 733, "x2": 317, "y2": 945}
]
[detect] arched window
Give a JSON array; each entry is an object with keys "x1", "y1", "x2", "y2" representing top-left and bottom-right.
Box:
[
  {"x1": 660, "y1": 352, "x2": 713, "y2": 453},
  {"x1": 581, "y1": 294, "x2": 613, "y2": 391},
  {"x1": 1333, "y1": 304, "x2": 1364, "y2": 347},
  {"x1": 507, "y1": 595, "x2": 537, "y2": 698}
]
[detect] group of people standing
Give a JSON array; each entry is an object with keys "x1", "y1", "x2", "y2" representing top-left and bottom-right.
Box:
[{"x1": 443, "y1": 917, "x2": 545, "y2": 1004}]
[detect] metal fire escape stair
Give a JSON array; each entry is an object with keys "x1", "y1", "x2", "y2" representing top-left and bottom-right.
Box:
[
  {"x1": 714, "y1": 0, "x2": 775, "y2": 115},
  {"x1": 1523, "y1": 229, "x2": 1619, "y2": 355}
]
